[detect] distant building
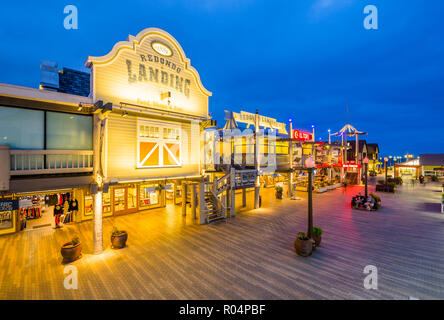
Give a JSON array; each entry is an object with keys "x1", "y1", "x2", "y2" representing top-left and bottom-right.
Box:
[
  {"x1": 346, "y1": 140, "x2": 380, "y2": 172},
  {"x1": 395, "y1": 153, "x2": 444, "y2": 178}
]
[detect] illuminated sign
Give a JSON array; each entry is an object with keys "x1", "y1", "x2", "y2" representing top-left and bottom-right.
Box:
[
  {"x1": 151, "y1": 41, "x2": 172, "y2": 56},
  {"x1": 343, "y1": 163, "x2": 361, "y2": 168},
  {"x1": 233, "y1": 111, "x2": 288, "y2": 134},
  {"x1": 292, "y1": 129, "x2": 313, "y2": 141},
  {"x1": 86, "y1": 28, "x2": 211, "y2": 117}
]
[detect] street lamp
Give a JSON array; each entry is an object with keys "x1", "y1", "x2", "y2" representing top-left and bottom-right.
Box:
[
  {"x1": 305, "y1": 155, "x2": 315, "y2": 239},
  {"x1": 384, "y1": 157, "x2": 389, "y2": 186},
  {"x1": 363, "y1": 156, "x2": 369, "y2": 199}
]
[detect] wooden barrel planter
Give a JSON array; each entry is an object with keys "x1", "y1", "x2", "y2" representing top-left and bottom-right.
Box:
[
  {"x1": 61, "y1": 242, "x2": 82, "y2": 263},
  {"x1": 294, "y1": 238, "x2": 312, "y2": 257},
  {"x1": 111, "y1": 231, "x2": 128, "y2": 249},
  {"x1": 312, "y1": 235, "x2": 322, "y2": 248}
]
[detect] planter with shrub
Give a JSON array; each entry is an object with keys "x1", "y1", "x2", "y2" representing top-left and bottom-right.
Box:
[
  {"x1": 312, "y1": 226, "x2": 323, "y2": 248},
  {"x1": 294, "y1": 232, "x2": 312, "y2": 257},
  {"x1": 61, "y1": 236, "x2": 82, "y2": 263},
  {"x1": 376, "y1": 181, "x2": 396, "y2": 193},
  {"x1": 111, "y1": 227, "x2": 128, "y2": 249}
]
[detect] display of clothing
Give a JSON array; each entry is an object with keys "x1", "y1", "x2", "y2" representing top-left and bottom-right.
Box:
[
  {"x1": 21, "y1": 207, "x2": 41, "y2": 219},
  {"x1": 54, "y1": 204, "x2": 64, "y2": 227},
  {"x1": 68, "y1": 199, "x2": 78, "y2": 212}
]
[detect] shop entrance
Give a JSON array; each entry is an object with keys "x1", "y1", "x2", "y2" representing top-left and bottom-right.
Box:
[
  {"x1": 18, "y1": 190, "x2": 76, "y2": 231},
  {"x1": 113, "y1": 185, "x2": 138, "y2": 216}
]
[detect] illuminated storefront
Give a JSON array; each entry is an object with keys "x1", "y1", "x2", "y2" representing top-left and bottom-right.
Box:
[{"x1": 0, "y1": 28, "x2": 211, "y2": 235}]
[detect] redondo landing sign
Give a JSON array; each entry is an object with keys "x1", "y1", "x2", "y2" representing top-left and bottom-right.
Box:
[{"x1": 86, "y1": 28, "x2": 211, "y2": 118}]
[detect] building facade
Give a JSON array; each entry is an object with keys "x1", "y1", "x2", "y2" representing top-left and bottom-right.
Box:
[{"x1": 0, "y1": 28, "x2": 211, "y2": 236}]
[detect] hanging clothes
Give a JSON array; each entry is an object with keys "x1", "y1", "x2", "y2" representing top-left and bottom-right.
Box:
[{"x1": 54, "y1": 204, "x2": 64, "y2": 227}]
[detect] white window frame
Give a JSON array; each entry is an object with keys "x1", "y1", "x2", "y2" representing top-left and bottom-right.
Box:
[{"x1": 137, "y1": 119, "x2": 182, "y2": 168}]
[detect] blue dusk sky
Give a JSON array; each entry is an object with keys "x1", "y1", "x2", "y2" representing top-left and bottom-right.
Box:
[{"x1": 0, "y1": 0, "x2": 443, "y2": 158}]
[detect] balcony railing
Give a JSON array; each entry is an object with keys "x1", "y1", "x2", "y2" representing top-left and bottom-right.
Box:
[{"x1": 10, "y1": 150, "x2": 93, "y2": 175}]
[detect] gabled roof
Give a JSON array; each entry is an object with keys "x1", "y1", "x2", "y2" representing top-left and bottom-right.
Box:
[
  {"x1": 366, "y1": 143, "x2": 379, "y2": 154},
  {"x1": 347, "y1": 140, "x2": 367, "y2": 153}
]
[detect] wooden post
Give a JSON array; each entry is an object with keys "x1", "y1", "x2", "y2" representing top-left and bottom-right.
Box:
[
  {"x1": 198, "y1": 181, "x2": 206, "y2": 224},
  {"x1": 288, "y1": 172, "x2": 293, "y2": 198},
  {"x1": 242, "y1": 187, "x2": 246, "y2": 207},
  {"x1": 307, "y1": 168, "x2": 313, "y2": 239},
  {"x1": 231, "y1": 167, "x2": 236, "y2": 217},
  {"x1": 191, "y1": 184, "x2": 197, "y2": 219},
  {"x1": 254, "y1": 110, "x2": 260, "y2": 209},
  {"x1": 181, "y1": 183, "x2": 187, "y2": 216},
  {"x1": 226, "y1": 186, "x2": 230, "y2": 210}
]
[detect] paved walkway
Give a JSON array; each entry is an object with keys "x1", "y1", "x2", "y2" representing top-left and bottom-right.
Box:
[{"x1": 0, "y1": 180, "x2": 443, "y2": 299}]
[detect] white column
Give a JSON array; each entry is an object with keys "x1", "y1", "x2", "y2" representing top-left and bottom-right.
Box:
[
  {"x1": 92, "y1": 112, "x2": 104, "y2": 254},
  {"x1": 93, "y1": 190, "x2": 103, "y2": 254}
]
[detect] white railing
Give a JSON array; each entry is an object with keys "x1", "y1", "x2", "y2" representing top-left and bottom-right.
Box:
[{"x1": 10, "y1": 150, "x2": 93, "y2": 175}]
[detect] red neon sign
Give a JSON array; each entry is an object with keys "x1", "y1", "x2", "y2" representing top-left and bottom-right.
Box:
[
  {"x1": 292, "y1": 129, "x2": 313, "y2": 141},
  {"x1": 342, "y1": 163, "x2": 361, "y2": 168}
]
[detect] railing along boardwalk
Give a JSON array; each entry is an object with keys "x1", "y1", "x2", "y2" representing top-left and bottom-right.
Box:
[
  {"x1": 0, "y1": 181, "x2": 443, "y2": 299},
  {"x1": 9, "y1": 150, "x2": 93, "y2": 175}
]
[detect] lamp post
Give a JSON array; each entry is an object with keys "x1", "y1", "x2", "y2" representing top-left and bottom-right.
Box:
[
  {"x1": 384, "y1": 157, "x2": 389, "y2": 186},
  {"x1": 363, "y1": 156, "x2": 369, "y2": 199},
  {"x1": 305, "y1": 155, "x2": 315, "y2": 239}
]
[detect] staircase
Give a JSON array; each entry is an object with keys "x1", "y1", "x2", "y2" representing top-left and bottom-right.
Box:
[
  {"x1": 204, "y1": 192, "x2": 225, "y2": 223},
  {"x1": 203, "y1": 172, "x2": 231, "y2": 223}
]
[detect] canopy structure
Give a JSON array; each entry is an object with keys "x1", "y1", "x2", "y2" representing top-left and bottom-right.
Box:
[
  {"x1": 332, "y1": 124, "x2": 367, "y2": 137},
  {"x1": 330, "y1": 124, "x2": 368, "y2": 182},
  {"x1": 223, "y1": 110, "x2": 239, "y2": 130}
]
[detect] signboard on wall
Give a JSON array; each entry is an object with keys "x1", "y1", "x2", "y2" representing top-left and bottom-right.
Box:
[
  {"x1": 86, "y1": 28, "x2": 211, "y2": 118},
  {"x1": 232, "y1": 111, "x2": 288, "y2": 134},
  {"x1": 292, "y1": 129, "x2": 313, "y2": 141},
  {"x1": 0, "y1": 200, "x2": 18, "y2": 212}
]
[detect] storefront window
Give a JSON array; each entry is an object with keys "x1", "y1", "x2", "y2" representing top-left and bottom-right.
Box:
[
  {"x1": 0, "y1": 211, "x2": 13, "y2": 230},
  {"x1": 0, "y1": 106, "x2": 44, "y2": 149},
  {"x1": 103, "y1": 192, "x2": 111, "y2": 213},
  {"x1": 139, "y1": 184, "x2": 160, "y2": 208},
  {"x1": 85, "y1": 196, "x2": 93, "y2": 216},
  {"x1": 127, "y1": 186, "x2": 137, "y2": 209},
  {"x1": 85, "y1": 192, "x2": 111, "y2": 216},
  {"x1": 114, "y1": 188, "x2": 126, "y2": 212},
  {"x1": 46, "y1": 112, "x2": 93, "y2": 150}
]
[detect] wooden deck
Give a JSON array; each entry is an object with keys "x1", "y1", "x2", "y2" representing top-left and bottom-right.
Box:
[{"x1": 0, "y1": 180, "x2": 443, "y2": 299}]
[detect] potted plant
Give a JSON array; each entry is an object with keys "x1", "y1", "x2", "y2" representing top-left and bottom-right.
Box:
[
  {"x1": 111, "y1": 226, "x2": 128, "y2": 249},
  {"x1": 275, "y1": 185, "x2": 283, "y2": 199},
  {"x1": 312, "y1": 226, "x2": 323, "y2": 247},
  {"x1": 61, "y1": 236, "x2": 82, "y2": 263},
  {"x1": 294, "y1": 232, "x2": 312, "y2": 257},
  {"x1": 370, "y1": 193, "x2": 381, "y2": 210}
]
